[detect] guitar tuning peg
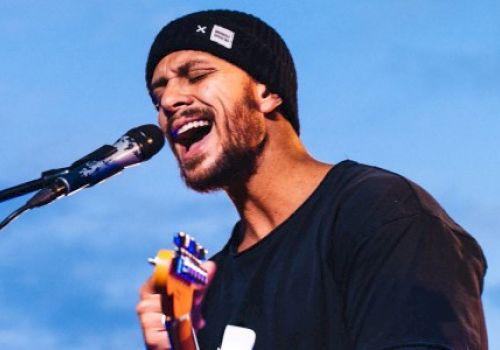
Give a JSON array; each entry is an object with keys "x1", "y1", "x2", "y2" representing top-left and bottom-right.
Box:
[
  {"x1": 195, "y1": 244, "x2": 208, "y2": 260},
  {"x1": 173, "y1": 232, "x2": 183, "y2": 247},
  {"x1": 148, "y1": 257, "x2": 158, "y2": 266},
  {"x1": 174, "y1": 231, "x2": 191, "y2": 248},
  {"x1": 181, "y1": 232, "x2": 192, "y2": 249},
  {"x1": 173, "y1": 232, "x2": 207, "y2": 259}
]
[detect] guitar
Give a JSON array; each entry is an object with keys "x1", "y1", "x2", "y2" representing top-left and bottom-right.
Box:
[{"x1": 148, "y1": 232, "x2": 208, "y2": 350}]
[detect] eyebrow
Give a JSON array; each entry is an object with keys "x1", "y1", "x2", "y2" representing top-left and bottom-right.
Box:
[
  {"x1": 177, "y1": 59, "x2": 211, "y2": 76},
  {"x1": 150, "y1": 59, "x2": 213, "y2": 90},
  {"x1": 150, "y1": 77, "x2": 167, "y2": 90}
]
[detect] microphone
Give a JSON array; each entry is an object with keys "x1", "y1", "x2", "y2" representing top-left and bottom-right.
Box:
[{"x1": 27, "y1": 124, "x2": 165, "y2": 207}]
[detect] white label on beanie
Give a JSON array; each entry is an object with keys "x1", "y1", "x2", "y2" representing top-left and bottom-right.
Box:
[{"x1": 210, "y1": 24, "x2": 235, "y2": 49}]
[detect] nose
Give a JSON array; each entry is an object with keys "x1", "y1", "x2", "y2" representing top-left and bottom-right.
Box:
[{"x1": 158, "y1": 79, "x2": 195, "y2": 116}]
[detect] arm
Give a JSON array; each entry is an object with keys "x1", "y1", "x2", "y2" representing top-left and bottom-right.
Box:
[{"x1": 340, "y1": 213, "x2": 487, "y2": 350}]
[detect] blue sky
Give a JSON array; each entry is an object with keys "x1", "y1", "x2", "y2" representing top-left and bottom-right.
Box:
[{"x1": 1, "y1": 1, "x2": 499, "y2": 348}]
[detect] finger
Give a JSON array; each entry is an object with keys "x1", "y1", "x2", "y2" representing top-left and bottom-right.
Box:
[
  {"x1": 192, "y1": 261, "x2": 217, "y2": 330},
  {"x1": 193, "y1": 260, "x2": 217, "y2": 293},
  {"x1": 137, "y1": 280, "x2": 171, "y2": 350},
  {"x1": 136, "y1": 294, "x2": 163, "y2": 315},
  {"x1": 138, "y1": 311, "x2": 171, "y2": 350},
  {"x1": 204, "y1": 260, "x2": 217, "y2": 284},
  {"x1": 138, "y1": 311, "x2": 166, "y2": 330},
  {"x1": 193, "y1": 260, "x2": 217, "y2": 303},
  {"x1": 140, "y1": 276, "x2": 158, "y2": 298}
]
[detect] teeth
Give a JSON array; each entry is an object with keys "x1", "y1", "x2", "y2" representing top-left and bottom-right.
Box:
[{"x1": 176, "y1": 120, "x2": 210, "y2": 135}]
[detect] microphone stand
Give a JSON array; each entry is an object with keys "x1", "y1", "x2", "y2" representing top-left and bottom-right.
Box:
[
  {"x1": 0, "y1": 144, "x2": 116, "y2": 203},
  {"x1": 0, "y1": 168, "x2": 69, "y2": 203},
  {"x1": 0, "y1": 144, "x2": 116, "y2": 230},
  {"x1": 0, "y1": 168, "x2": 69, "y2": 231}
]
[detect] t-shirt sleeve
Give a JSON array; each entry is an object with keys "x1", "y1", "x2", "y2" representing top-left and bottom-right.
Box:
[{"x1": 339, "y1": 212, "x2": 487, "y2": 350}]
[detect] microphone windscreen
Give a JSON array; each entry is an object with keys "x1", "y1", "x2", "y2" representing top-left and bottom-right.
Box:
[{"x1": 126, "y1": 124, "x2": 165, "y2": 160}]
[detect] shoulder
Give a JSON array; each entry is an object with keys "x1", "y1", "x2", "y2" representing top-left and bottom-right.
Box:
[
  {"x1": 332, "y1": 160, "x2": 437, "y2": 232},
  {"x1": 329, "y1": 160, "x2": 486, "y2": 278},
  {"x1": 329, "y1": 161, "x2": 486, "y2": 263}
]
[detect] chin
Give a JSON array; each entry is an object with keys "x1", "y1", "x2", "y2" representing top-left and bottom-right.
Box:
[
  {"x1": 182, "y1": 171, "x2": 224, "y2": 193},
  {"x1": 178, "y1": 135, "x2": 265, "y2": 193},
  {"x1": 180, "y1": 159, "x2": 224, "y2": 192}
]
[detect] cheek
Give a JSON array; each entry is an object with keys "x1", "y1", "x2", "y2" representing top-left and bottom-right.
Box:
[
  {"x1": 197, "y1": 81, "x2": 233, "y2": 109},
  {"x1": 200, "y1": 83, "x2": 213, "y2": 97},
  {"x1": 197, "y1": 86, "x2": 216, "y2": 107}
]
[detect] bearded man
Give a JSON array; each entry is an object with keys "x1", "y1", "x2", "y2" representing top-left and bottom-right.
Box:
[{"x1": 137, "y1": 10, "x2": 488, "y2": 350}]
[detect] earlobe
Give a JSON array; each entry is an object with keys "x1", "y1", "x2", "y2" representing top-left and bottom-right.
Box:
[{"x1": 257, "y1": 84, "x2": 283, "y2": 113}]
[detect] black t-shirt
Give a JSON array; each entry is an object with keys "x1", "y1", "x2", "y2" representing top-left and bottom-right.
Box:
[{"x1": 197, "y1": 160, "x2": 487, "y2": 349}]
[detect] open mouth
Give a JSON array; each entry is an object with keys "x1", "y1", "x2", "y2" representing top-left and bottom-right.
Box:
[{"x1": 171, "y1": 119, "x2": 213, "y2": 149}]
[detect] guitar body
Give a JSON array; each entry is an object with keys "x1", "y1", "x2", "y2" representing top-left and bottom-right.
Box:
[{"x1": 149, "y1": 233, "x2": 208, "y2": 350}]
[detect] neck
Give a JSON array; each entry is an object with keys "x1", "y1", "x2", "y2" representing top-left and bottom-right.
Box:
[{"x1": 224, "y1": 122, "x2": 332, "y2": 252}]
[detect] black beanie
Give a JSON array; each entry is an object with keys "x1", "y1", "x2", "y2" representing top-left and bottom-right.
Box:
[{"x1": 145, "y1": 10, "x2": 299, "y2": 134}]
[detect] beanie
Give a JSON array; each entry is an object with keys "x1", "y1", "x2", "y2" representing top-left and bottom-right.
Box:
[{"x1": 145, "y1": 10, "x2": 299, "y2": 134}]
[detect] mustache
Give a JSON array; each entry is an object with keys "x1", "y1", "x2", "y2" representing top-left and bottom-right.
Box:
[{"x1": 168, "y1": 107, "x2": 215, "y2": 129}]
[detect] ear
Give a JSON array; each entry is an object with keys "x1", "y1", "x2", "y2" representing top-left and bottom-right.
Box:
[{"x1": 255, "y1": 83, "x2": 282, "y2": 114}]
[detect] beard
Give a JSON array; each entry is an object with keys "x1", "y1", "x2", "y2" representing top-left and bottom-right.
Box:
[{"x1": 178, "y1": 88, "x2": 266, "y2": 193}]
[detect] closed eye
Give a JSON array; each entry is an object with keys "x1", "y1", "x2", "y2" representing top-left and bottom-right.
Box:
[
  {"x1": 187, "y1": 69, "x2": 215, "y2": 84},
  {"x1": 151, "y1": 94, "x2": 161, "y2": 111}
]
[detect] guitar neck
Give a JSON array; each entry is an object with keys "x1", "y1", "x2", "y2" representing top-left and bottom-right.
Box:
[
  {"x1": 166, "y1": 314, "x2": 200, "y2": 350},
  {"x1": 149, "y1": 232, "x2": 208, "y2": 350}
]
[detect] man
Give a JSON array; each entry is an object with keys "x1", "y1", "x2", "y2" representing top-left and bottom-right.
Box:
[{"x1": 137, "y1": 10, "x2": 488, "y2": 349}]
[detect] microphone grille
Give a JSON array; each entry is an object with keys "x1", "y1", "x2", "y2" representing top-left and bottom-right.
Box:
[{"x1": 127, "y1": 124, "x2": 165, "y2": 160}]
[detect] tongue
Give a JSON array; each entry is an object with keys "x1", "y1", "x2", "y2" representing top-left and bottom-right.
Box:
[{"x1": 174, "y1": 124, "x2": 212, "y2": 147}]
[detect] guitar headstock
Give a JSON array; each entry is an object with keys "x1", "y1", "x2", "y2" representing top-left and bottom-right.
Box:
[
  {"x1": 172, "y1": 231, "x2": 208, "y2": 285},
  {"x1": 148, "y1": 232, "x2": 208, "y2": 318}
]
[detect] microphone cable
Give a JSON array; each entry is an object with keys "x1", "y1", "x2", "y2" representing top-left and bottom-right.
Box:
[
  {"x1": 0, "y1": 186, "x2": 65, "y2": 231},
  {"x1": 0, "y1": 204, "x2": 30, "y2": 231}
]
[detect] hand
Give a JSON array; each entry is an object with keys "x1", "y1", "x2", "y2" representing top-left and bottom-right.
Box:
[
  {"x1": 191, "y1": 261, "x2": 217, "y2": 330},
  {"x1": 137, "y1": 276, "x2": 170, "y2": 350},
  {"x1": 136, "y1": 261, "x2": 217, "y2": 350}
]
